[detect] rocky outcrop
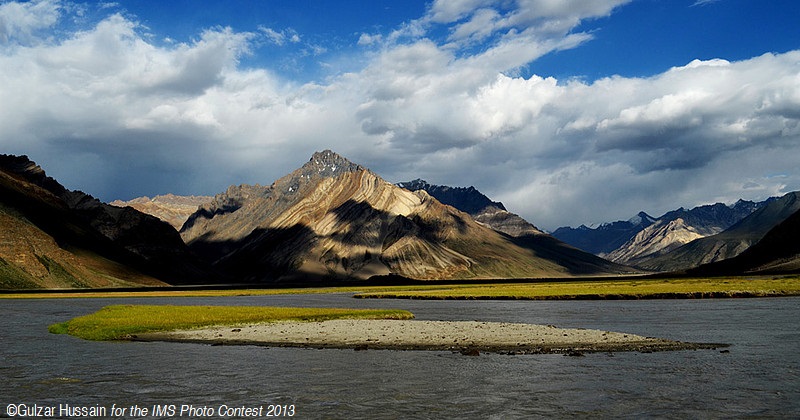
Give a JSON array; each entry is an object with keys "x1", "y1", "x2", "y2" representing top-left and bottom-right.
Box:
[{"x1": 182, "y1": 151, "x2": 629, "y2": 282}]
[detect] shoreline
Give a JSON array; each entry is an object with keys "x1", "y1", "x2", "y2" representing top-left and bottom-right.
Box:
[
  {"x1": 354, "y1": 290, "x2": 800, "y2": 300},
  {"x1": 135, "y1": 319, "x2": 727, "y2": 355}
]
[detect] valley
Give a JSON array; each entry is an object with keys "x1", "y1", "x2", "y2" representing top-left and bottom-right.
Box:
[{"x1": 2, "y1": 151, "x2": 799, "y2": 290}]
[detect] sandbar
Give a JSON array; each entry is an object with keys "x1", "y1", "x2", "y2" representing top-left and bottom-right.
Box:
[{"x1": 135, "y1": 319, "x2": 725, "y2": 355}]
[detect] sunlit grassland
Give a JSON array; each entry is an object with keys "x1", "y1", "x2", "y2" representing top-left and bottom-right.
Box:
[
  {"x1": 48, "y1": 305, "x2": 414, "y2": 341},
  {"x1": 7, "y1": 275, "x2": 800, "y2": 301},
  {"x1": 353, "y1": 276, "x2": 800, "y2": 300}
]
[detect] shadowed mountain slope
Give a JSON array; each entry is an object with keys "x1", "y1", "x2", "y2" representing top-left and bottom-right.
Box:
[
  {"x1": 0, "y1": 155, "x2": 214, "y2": 288},
  {"x1": 692, "y1": 208, "x2": 800, "y2": 274},
  {"x1": 182, "y1": 151, "x2": 630, "y2": 282}
]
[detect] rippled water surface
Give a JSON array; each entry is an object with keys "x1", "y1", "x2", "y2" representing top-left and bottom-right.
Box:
[{"x1": 2, "y1": 295, "x2": 799, "y2": 418}]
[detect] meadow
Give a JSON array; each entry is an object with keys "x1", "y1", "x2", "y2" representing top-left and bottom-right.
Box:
[{"x1": 8, "y1": 275, "x2": 800, "y2": 301}]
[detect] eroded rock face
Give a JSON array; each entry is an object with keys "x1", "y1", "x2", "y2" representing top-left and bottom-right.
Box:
[{"x1": 182, "y1": 151, "x2": 624, "y2": 282}]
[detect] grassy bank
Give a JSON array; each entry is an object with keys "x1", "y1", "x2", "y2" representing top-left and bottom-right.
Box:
[
  {"x1": 353, "y1": 276, "x2": 800, "y2": 300},
  {"x1": 49, "y1": 305, "x2": 414, "y2": 341},
  {"x1": 9, "y1": 275, "x2": 800, "y2": 301}
]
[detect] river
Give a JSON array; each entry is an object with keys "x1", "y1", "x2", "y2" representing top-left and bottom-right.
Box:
[{"x1": 1, "y1": 295, "x2": 798, "y2": 418}]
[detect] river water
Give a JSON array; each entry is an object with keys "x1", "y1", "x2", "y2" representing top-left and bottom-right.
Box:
[{"x1": 1, "y1": 295, "x2": 798, "y2": 419}]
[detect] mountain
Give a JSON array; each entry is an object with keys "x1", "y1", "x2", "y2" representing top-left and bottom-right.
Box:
[
  {"x1": 396, "y1": 179, "x2": 544, "y2": 237},
  {"x1": 640, "y1": 192, "x2": 800, "y2": 272},
  {"x1": 0, "y1": 155, "x2": 214, "y2": 289},
  {"x1": 606, "y1": 201, "x2": 762, "y2": 267},
  {"x1": 182, "y1": 150, "x2": 628, "y2": 282},
  {"x1": 0, "y1": 155, "x2": 162, "y2": 288},
  {"x1": 551, "y1": 212, "x2": 656, "y2": 255},
  {"x1": 110, "y1": 194, "x2": 212, "y2": 230}
]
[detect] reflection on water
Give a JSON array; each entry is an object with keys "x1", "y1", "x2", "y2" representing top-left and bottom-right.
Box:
[{"x1": 1, "y1": 295, "x2": 799, "y2": 418}]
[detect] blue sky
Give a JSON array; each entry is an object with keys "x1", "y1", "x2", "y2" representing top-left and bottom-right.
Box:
[
  {"x1": 109, "y1": 0, "x2": 800, "y2": 82},
  {"x1": 1, "y1": 0, "x2": 799, "y2": 230}
]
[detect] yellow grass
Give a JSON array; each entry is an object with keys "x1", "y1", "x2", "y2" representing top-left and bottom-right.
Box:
[
  {"x1": 49, "y1": 305, "x2": 414, "y2": 341},
  {"x1": 353, "y1": 276, "x2": 800, "y2": 300},
  {"x1": 8, "y1": 275, "x2": 800, "y2": 301}
]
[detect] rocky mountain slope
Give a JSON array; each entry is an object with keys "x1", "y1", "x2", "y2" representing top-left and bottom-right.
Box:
[
  {"x1": 0, "y1": 155, "x2": 213, "y2": 288},
  {"x1": 639, "y1": 192, "x2": 800, "y2": 272},
  {"x1": 110, "y1": 194, "x2": 212, "y2": 230},
  {"x1": 182, "y1": 151, "x2": 629, "y2": 282}
]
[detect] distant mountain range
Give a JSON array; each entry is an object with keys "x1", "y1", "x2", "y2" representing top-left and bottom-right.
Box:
[
  {"x1": 553, "y1": 194, "x2": 800, "y2": 272},
  {"x1": 4, "y1": 151, "x2": 798, "y2": 289},
  {"x1": 551, "y1": 212, "x2": 657, "y2": 255}
]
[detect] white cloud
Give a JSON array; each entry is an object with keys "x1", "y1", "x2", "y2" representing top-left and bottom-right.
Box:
[
  {"x1": 0, "y1": 0, "x2": 61, "y2": 44},
  {"x1": 1, "y1": 1, "x2": 799, "y2": 232},
  {"x1": 691, "y1": 0, "x2": 721, "y2": 6},
  {"x1": 259, "y1": 26, "x2": 300, "y2": 46}
]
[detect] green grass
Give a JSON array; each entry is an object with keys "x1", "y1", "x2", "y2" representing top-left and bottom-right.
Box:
[
  {"x1": 49, "y1": 305, "x2": 415, "y2": 341},
  {"x1": 353, "y1": 276, "x2": 800, "y2": 300}
]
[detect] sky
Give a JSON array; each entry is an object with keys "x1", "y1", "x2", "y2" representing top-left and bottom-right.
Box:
[{"x1": 1, "y1": 0, "x2": 799, "y2": 231}]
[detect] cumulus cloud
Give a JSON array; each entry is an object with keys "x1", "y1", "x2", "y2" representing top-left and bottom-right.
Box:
[
  {"x1": 0, "y1": 0, "x2": 799, "y2": 231},
  {"x1": 0, "y1": 0, "x2": 60, "y2": 44}
]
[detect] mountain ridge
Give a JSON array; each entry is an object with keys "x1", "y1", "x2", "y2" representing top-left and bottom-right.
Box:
[{"x1": 396, "y1": 179, "x2": 545, "y2": 237}]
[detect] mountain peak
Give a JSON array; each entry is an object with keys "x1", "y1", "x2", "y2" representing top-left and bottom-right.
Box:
[
  {"x1": 397, "y1": 178, "x2": 431, "y2": 191},
  {"x1": 302, "y1": 150, "x2": 364, "y2": 176},
  {"x1": 629, "y1": 211, "x2": 656, "y2": 226}
]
